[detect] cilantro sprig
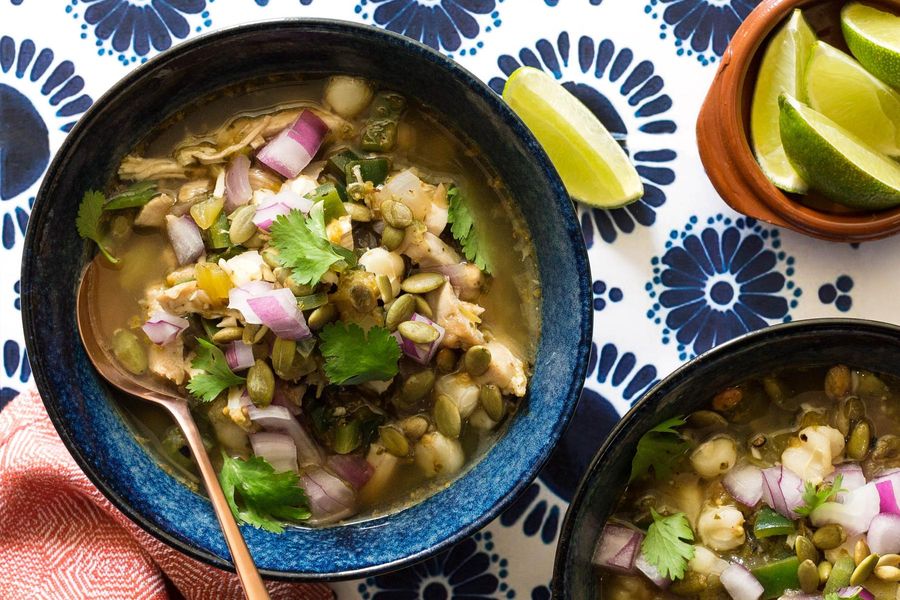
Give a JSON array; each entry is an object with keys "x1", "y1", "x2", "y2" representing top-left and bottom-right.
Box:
[
  {"x1": 269, "y1": 209, "x2": 351, "y2": 286},
  {"x1": 447, "y1": 186, "x2": 491, "y2": 274},
  {"x1": 76, "y1": 190, "x2": 119, "y2": 264},
  {"x1": 629, "y1": 416, "x2": 691, "y2": 482},
  {"x1": 794, "y1": 474, "x2": 846, "y2": 517},
  {"x1": 641, "y1": 509, "x2": 695, "y2": 580},
  {"x1": 187, "y1": 338, "x2": 246, "y2": 402},
  {"x1": 319, "y1": 322, "x2": 401, "y2": 385},
  {"x1": 218, "y1": 453, "x2": 311, "y2": 533}
]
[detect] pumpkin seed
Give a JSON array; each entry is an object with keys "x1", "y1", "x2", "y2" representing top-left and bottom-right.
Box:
[
  {"x1": 686, "y1": 410, "x2": 728, "y2": 429},
  {"x1": 379, "y1": 425, "x2": 410, "y2": 457},
  {"x1": 813, "y1": 524, "x2": 846, "y2": 550},
  {"x1": 212, "y1": 326, "x2": 244, "y2": 344},
  {"x1": 848, "y1": 420, "x2": 873, "y2": 460},
  {"x1": 344, "y1": 202, "x2": 372, "y2": 222},
  {"x1": 401, "y1": 370, "x2": 435, "y2": 403},
  {"x1": 228, "y1": 205, "x2": 257, "y2": 245},
  {"x1": 825, "y1": 364, "x2": 852, "y2": 400},
  {"x1": 381, "y1": 199, "x2": 413, "y2": 228},
  {"x1": 855, "y1": 539, "x2": 871, "y2": 566},
  {"x1": 242, "y1": 324, "x2": 268, "y2": 345},
  {"x1": 875, "y1": 554, "x2": 900, "y2": 582},
  {"x1": 285, "y1": 275, "x2": 313, "y2": 297},
  {"x1": 799, "y1": 410, "x2": 828, "y2": 428},
  {"x1": 381, "y1": 224, "x2": 404, "y2": 251},
  {"x1": 413, "y1": 295, "x2": 433, "y2": 319},
  {"x1": 385, "y1": 294, "x2": 416, "y2": 331},
  {"x1": 398, "y1": 320, "x2": 439, "y2": 344},
  {"x1": 350, "y1": 282, "x2": 378, "y2": 313},
  {"x1": 112, "y1": 329, "x2": 147, "y2": 375},
  {"x1": 434, "y1": 394, "x2": 461, "y2": 438},
  {"x1": 480, "y1": 384, "x2": 504, "y2": 421},
  {"x1": 334, "y1": 420, "x2": 361, "y2": 454},
  {"x1": 818, "y1": 560, "x2": 832, "y2": 584},
  {"x1": 271, "y1": 338, "x2": 297, "y2": 378},
  {"x1": 401, "y1": 272, "x2": 446, "y2": 294},
  {"x1": 307, "y1": 304, "x2": 337, "y2": 331},
  {"x1": 850, "y1": 553, "x2": 879, "y2": 585},
  {"x1": 376, "y1": 274, "x2": 394, "y2": 303},
  {"x1": 436, "y1": 348, "x2": 457, "y2": 373},
  {"x1": 243, "y1": 231, "x2": 265, "y2": 248},
  {"x1": 261, "y1": 247, "x2": 281, "y2": 269},
  {"x1": 247, "y1": 359, "x2": 275, "y2": 406},
  {"x1": 399, "y1": 415, "x2": 429, "y2": 440},
  {"x1": 798, "y1": 559, "x2": 819, "y2": 593},
  {"x1": 464, "y1": 345, "x2": 492, "y2": 376},
  {"x1": 796, "y1": 535, "x2": 818, "y2": 564}
]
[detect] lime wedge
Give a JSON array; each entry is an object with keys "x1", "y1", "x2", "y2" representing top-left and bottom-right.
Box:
[
  {"x1": 779, "y1": 93, "x2": 900, "y2": 210},
  {"x1": 842, "y1": 2, "x2": 900, "y2": 90},
  {"x1": 502, "y1": 66, "x2": 643, "y2": 208},
  {"x1": 750, "y1": 9, "x2": 817, "y2": 193},
  {"x1": 804, "y1": 41, "x2": 900, "y2": 158}
]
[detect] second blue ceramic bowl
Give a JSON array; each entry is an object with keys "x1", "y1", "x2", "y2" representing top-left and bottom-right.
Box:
[{"x1": 21, "y1": 20, "x2": 592, "y2": 580}]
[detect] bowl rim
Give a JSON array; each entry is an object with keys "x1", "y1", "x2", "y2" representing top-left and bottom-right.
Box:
[
  {"x1": 697, "y1": 0, "x2": 900, "y2": 242},
  {"x1": 22, "y1": 18, "x2": 592, "y2": 581},
  {"x1": 551, "y1": 317, "x2": 900, "y2": 596}
]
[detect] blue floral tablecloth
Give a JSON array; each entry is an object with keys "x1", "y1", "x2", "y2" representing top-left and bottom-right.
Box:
[{"x1": 3, "y1": 0, "x2": 899, "y2": 598}]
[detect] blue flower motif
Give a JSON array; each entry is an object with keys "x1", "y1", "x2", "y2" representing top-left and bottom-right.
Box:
[
  {"x1": 13, "y1": 280, "x2": 20, "y2": 311},
  {"x1": 546, "y1": 0, "x2": 601, "y2": 4},
  {"x1": 593, "y1": 279, "x2": 623, "y2": 311},
  {"x1": 358, "y1": 531, "x2": 514, "y2": 599},
  {"x1": 647, "y1": 215, "x2": 802, "y2": 361},
  {"x1": 68, "y1": 0, "x2": 211, "y2": 64},
  {"x1": 2, "y1": 339, "x2": 31, "y2": 410},
  {"x1": 500, "y1": 482, "x2": 561, "y2": 545},
  {"x1": 489, "y1": 33, "x2": 677, "y2": 245},
  {"x1": 255, "y1": 0, "x2": 313, "y2": 4},
  {"x1": 532, "y1": 586, "x2": 551, "y2": 600},
  {"x1": 355, "y1": 0, "x2": 501, "y2": 55},
  {"x1": 819, "y1": 275, "x2": 853, "y2": 312},
  {"x1": 644, "y1": 0, "x2": 762, "y2": 65}
]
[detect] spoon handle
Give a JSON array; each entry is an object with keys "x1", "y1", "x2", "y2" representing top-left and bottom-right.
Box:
[{"x1": 168, "y1": 402, "x2": 271, "y2": 600}]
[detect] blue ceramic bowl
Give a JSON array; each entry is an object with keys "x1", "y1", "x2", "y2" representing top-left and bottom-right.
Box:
[
  {"x1": 21, "y1": 20, "x2": 591, "y2": 580},
  {"x1": 553, "y1": 318, "x2": 900, "y2": 597}
]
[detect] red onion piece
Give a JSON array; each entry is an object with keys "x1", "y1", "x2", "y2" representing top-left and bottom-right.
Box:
[
  {"x1": 224, "y1": 340, "x2": 254, "y2": 371},
  {"x1": 141, "y1": 310, "x2": 189, "y2": 345},
  {"x1": 874, "y1": 472, "x2": 900, "y2": 514},
  {"x1": 246, "y1": 288, "x2": 311, "y2": 341},
  {"x1": 257, "y1": 110, "x2": 328, "y2": 178},
  {"x1": 300, "y1": 465, "x2": 355, "y2": 524},
  {"x1": 867, "y1": 513, "x2": 900, "y2": 555},
  {"x1": 720, "y1": 563, "x2": 764, "y2": 600},
  {"x1": 391, "y1": 313, "x2": 445, "y2": 365},
  {"x1": 250, "y1": 432, "x2": 298, "y2": 474},
  {"x1": 724, "y1": 464, "x2": 763, "y2": 507},
  {"x1": 325, "y1": 454, "x2": 374, "y2": 491},
  {"x1": 246, "y1": 405, "x2": 322, "y2": 466},
  {"x1": 251, "y1": 189, "x2": 314, "y2": 231},
  {"x1": 811, "y1": 482, "x2": 881, "y2": 535},
  {"x1": 634, "y1": 549, "x2": 670, "y2": 589},
  {"x1": 837, "y1": 586, "x2": 875, "y2": 600},
  {"x1": 826, "y1": 463, "x2": 867, "y2": 501},
  {"x1": 227, "y1": 280, "x2": 275, "y2": 325},
  {"x1": 165, "y1": 215, "x2": 204, "y2": 265},
  {"x1": 762, "y1": 466, "x2": 804, "y2": 518},
  {"x1": 592, "y1": 523, "x2": 642, "y2": 574},
  {"x1": 224, "y1": 154, "x2": 252, "y2": 211}
]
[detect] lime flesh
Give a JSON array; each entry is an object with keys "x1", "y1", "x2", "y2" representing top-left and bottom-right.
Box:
[
  {"x1": 750, "y1": 9, "x2": 817, "y2": 193},
  {"x1": 779, "y1": 93, "x2": 900, "y2": 210},
  {"x1": 842, "y1": 2, "x2": 900, "y2": 90},
  {"x1": 502, "y1": 66, "x2": 643, "y2": 208},
  {"x1": 804, "y1": 41, "x2": 900, "y2": 158}
]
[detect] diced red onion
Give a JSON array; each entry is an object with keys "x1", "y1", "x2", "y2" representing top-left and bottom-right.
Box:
[
  {"x1": 720, "y1": 563, "x2": 764, "y2": 600},
  {"x1": 391, "y1": 313, "x2": 445, "y2": 365},
  {"x1": 166, "y1": 215, "x2": 204, "y2": 265},
  {"x1": 874, "y1": 472, "x2": 900, "y2": 514},
  {"x1": 592, "y1": 523, "x2": 642, "y2": 574},
  {"x1": 724, "y1": 464, "x2": 763, "y2": 507},
  {"x1": 326, "y1": 454, "x2": 374, "y2": 491},
  {"x1": 867, "y1": 513, "x2": 900, "y2": 555},
  {"x1": 300, "y1": 466, "x2": 355, "y2": 524},
  {"x1": 246, "y1": 405, "x2": 322, "y2": 466},
  {"x1": 250, "y1": 432, "x2": 298, "y2": 474},
  {"x1": 257, "y1": 110, "x2": 329, "y2": 178},
  {"x1": 811, "y1": 482, "x2": 881, "y2": 535},
  {"x1": 251, "y1": 189, "x2": 314, "y2": 231},
  {"x1": 761, "y1": 466, "x2": 804, "y2": 518},
  {"x1": 635, "y1": 549, "x2": 670, "y2": 589},
  {"x1": 246, "y1": 288, "x2": 311, "y2": 340},
  {"x1": 224, "y1": 340, "x2": 254, "y2": 371},
  {"x1": 227, "y1": 280, "x2": 274, "y2": 324},
  {"x1": 141, "y1": 310, "x2": 189, "y2": 345},
  {"x1": 224, "y1": 154, "x2": 252, "y2": 211},
  {"x1": 826, "y1": 463, "x2": 867, "y2": 502},
  {"x1": 837, "y1": 586, "x2": 875, "y2": 600}
]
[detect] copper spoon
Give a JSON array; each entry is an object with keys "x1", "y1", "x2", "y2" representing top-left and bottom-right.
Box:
[{"x1": 76, "y1": 259, "x2": 271, "y2": 600}]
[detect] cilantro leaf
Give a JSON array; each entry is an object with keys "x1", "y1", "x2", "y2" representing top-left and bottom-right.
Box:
[
  {"x1": 187, "y1": 338, "x2": 246, "y2": 402},
  {"x1": 629, "y1": 416, "x2": 691, "y2": 483},
  {"x1": 447, "y1": 186, "x2": 491, "y2": 274},
  {"x1": 269, "y1": 209, "x2": 348, "y2": 286},
  {"x1": 795, "y1": 474, "x2": 845, "y2": 517},
  {"x1": 76, "y1": 190, "x2": 119, "y2": 264},
  {"x1": 218, "y1": 453, "x2": 311, "y2": 533},
  {"x1": 641, "y1": 509, "x2": 695, "y2": 580},
  {"x1": 319, "y1": 322, "x2": 401, "y2": 385}
]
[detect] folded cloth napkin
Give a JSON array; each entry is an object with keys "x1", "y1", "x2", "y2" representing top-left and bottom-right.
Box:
[{"x1": 0, "y1": 388, "x2": 334, "y2": 600}]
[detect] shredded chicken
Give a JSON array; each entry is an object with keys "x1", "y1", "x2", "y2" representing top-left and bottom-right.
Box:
[
  {"x1": 473, "y1": 340, "x2": 528, "y2": 397},
  {"x1": 144, "y1": 281, "x2": 216, "y2": 317},
  {"x1": 134, "y1": 193, "x2": 175, "y2": 228},
  {"x1": 118, "y1": 156, "x2": 187, "y2": 181},
  {"x1": 177, "y1": 179, "x2": 212, "y2": 204},
  {"x1": 400, "y1": 222, "x2": 461, "y2": 268},
  {"x1": 148, "y1": 339, "x2": 187, "y2": 385},
  {"x1": 426, "y1": 282, "x2": 485, "y2": 349},
  {"x1": 179, "y1": 116, "x2": 272, "y2": 165}
]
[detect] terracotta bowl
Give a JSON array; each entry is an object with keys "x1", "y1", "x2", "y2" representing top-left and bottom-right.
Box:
[{"x1": 697, "y1": 0, "x2": 900, "y2": 242}]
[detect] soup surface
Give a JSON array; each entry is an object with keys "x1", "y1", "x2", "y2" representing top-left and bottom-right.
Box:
[
  {"x1": 595, "y1": 365, "x2": 900, "y2": 599},
  {"x1": 79, "y1": 75, "x2": 540, "y2": 529}
]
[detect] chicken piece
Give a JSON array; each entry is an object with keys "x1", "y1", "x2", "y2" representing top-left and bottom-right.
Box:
[
  {"x1": 359, "y1": 248, "x2": 405, "y2": 297},
  {"x1": 426, "y1": 283, "x2": 485, "y2": 349},
  {"x1": 148, "y1": 338, "x2": 187, "y2": 385},
  {"x1": 134, "y1": 193, "x2": 175, "y2": 228},
  {"x1": 424, "y1": 183, "x2": 449, "y2": 236},
  {"x1": 219, "y1": 250, "x2": 266, "y2": 287},
  {"x1": 118, "y1": 156, "x2": 187, "y2": 181},
  {"x1": 144, "y1": 280, "x2": 215, "y2": 317},
  {"x1": 782, "y1": 425, "x2": 845, "y2": 485},
  {"x1": 399, "y1": 222, "x2": 461, "y2": 268},
  {"x1": 473, "y1": 340, "x2": 528, "y2": 397},
  {"x1": 446, "y1": 262, "x2": 484, "y2": 302},
  {"x1": 177, "y1": 179, "x2": 212, "y2": 204},
  {"x1": 697, "y1": 504, "x2": 745, "y2": 551}
]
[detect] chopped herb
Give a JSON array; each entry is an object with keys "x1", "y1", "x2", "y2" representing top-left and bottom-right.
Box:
[
  {"x1": 319, "y1": 322, "x2": 401, "y2": 385},
  {"x1": 447, "y1": 186, "x2": 491, "y2": 274},
  {"x1": 629, "y1": 416, "x2": 690, "y2": 482},
  {"x1": 104, "y1": 180, "x2": 158, "y2": 210},
  {"x1": 795, "y1": 474, "x2": 845, "y2": 517},
  {"x1": 218, "y1": 453, "x2": 311, "y2": 533},
  {"x1": 187, "y1": 338, "x2": 246, "y2": 403},
  {"x1": 641, "y1": 509, "x2": 695, "y2": 580},
  {"x1": 270, "y1": 209, "x2": 350, "y2": 285},
  {"x1": 76, "y1": 190, "x2": 119, "y2": 264}
]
